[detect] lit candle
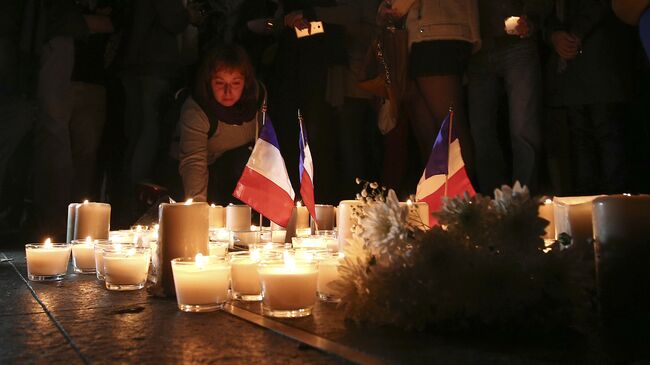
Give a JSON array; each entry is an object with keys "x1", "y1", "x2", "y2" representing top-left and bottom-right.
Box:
[
  {"x1": 270, "y1": 222, "x2": 286, "y2": 243},
  {"x1": 317, "y1": 253, "x2": 344, "y2": 302},
  {"x1": 25, "y1": 238, "x2": 71, "y2": 281},
  {"x1": 229, "y1": 250, "x2": 263, "y2": 301},
  {"x1": 538, "y1": 198, "x2": 555, "y2": 240},
  {"x1": 336, "y1": 200, "x2": 364, "y2": 251},
  {"x1": 157, "y1": 199, "x2": 209, "y2": 296},
  {"x1": 292, "y1": 236, "x2": 326, "y2": 249},
  {"x1": 258, "y1": 254, "x2": 318, "y2": 317},
  {"x1": 103, "y1": 246, "x2": 150, "y2": 291},
  {"x1": 74, "y1": 201, "x2": 111, "y2": 240},
  {"x1": 313, "y1": 204, "x2": 335, "y2": 230},
  {"x1": 504, "y1": 16, "x2": 520, "y2": 35},
  {"x1": 553, "y1": 196, "x2": 601, "y2": 246},
  {"x1": 208, "y1": 241, "x2": 229, "y2": 257},
  {"x1": 94, "y1": 240, "x2": 119, "y2": 280},
  {"x1": 295, "y1": 202, "x2": 310, "y2": 229},
  {"x1": 171, "y1": 254, "x2": 231, "y2": 312},
  {"x1": 71, "y1": 236, "x2": 96, "y2": 274},
  {"x1": 230, "y1": 229, "x2": 261, "y2": 248},
  {"x1": 226, "y1": 204, "x2": 251, "y2": 231},
  {"x1": 209, "y1": 204, "x2": 225, "y2": 229}
]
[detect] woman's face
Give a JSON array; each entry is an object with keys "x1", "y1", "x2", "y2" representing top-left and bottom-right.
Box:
[{"x1": 211, "y1": 68, "x2": 245, "y2": 107}]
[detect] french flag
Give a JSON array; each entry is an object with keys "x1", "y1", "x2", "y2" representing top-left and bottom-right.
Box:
[
  {"x1": 233, "y1": 115, "x2": 296, "y2": 227},
  {"x1": 298, "y1": 111, "x2": 317, "y2": 223},
  {"x1": 416, "y1": 112, "x2": 475, "y2": 226}
]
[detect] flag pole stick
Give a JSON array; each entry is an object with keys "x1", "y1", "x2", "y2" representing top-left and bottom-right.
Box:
[{"x1": 444, "y1": 105, "x2": 454, "y2": 198}]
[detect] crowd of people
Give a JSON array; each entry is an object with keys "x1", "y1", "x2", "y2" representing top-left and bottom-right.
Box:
[{"x1": 0, "y1": 0, "x2": 648, "y2": 242}]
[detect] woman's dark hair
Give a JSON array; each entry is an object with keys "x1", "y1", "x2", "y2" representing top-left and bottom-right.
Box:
[{"x1": 193, "y1": 44, "x2": 259, "y2": 126}]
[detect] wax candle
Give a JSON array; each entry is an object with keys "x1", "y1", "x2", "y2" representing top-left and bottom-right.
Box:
[
  {"x1": 208, "y1": 241, "x2": 229, "y2": 257},
  {"x1": 553, "y1": 195, "x2": 601, "y2": 247},
  {"x1": 538, "y1": 198, "x2": 555, "y2": 241},
  {"x1": 317, "y1": 253, "x2": 344, "y2": 302},
  {"x1": 295, "y1": 202, "x2": 310, "y2": 229},
  {"x1": 229, "y1": 251, "x2": 263, "y2": 301},
  {"x1": 226, "y1": 204, "x2": 251, "y2": 231},
  {"x1": 103, "y1": 246, "x2": 150, "y2": 291},
  {"x1": 93, "y1": 240, "x2": 119, "y2": 280},
  {"x1": 172, "y1": 254, "x2": 231, "y2": 312},
  {"x1": 337, "y1": 200, "x2": 364, "y2": 250},
  {"x1": 74, "y1": 201, "x2": 110, "y2": 240},
  {"x1": 66, "y1": 203, "x2": 80, "y2": 243},
  {"x1": 504, "y1": 16, "x2": 520, "y2": 35},
  {"x1": 71, "y1": 237, "x2": 96, "y2": 274},
  {"x1": 25, "y1": 239, "x2": 71, "y2": 281},
  {"x1": 313, "y1": 204, "x2": 335, "y2": 230},
  {"x1": 209, "y1": 204, "x2": 225, "y2": 229},
  {"x1": 258, "y1": 256, "x2": 318, "y2": 318},
  {"x1": 292, "y1": 236, "x2": 327, "y2": 250},
  {"x1": 157, "y1": 200, "x2": 209, "y2": 296}
]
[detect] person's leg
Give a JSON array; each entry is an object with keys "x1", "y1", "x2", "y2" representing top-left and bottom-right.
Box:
[
  {"x1": 33, "y1": 37, "x2": 74, "y2": 240},
  {"x1": 566, "y1": 105, "x2": 598, "y2": 195},
  {"x1": 502, "y1": 41, "x2": 543, "y2": 192},
  {"x1": 590, "y1": 102, "x2": 628, "y2": 194},
  {"x1": 69, "y1": 82, "x2": 107, "y2": 201},
  {"x1": 467, "y1": 59, "x2": 506, "y2": 195}
]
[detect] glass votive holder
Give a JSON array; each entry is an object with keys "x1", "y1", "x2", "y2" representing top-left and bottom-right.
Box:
[
  {"x1": 229, "y1": 251, "x2": 263, "y2": 301},
  {"x1": 25, "y1": 242, "x2": 71, "y2": 281},
  {"x1": 271, "y1": 229, "x2": 286, "y2": 243},
  {"x1": 71, "y1": 238, "x2": 98, "y2": 274},
  {"x1": 230, "y1": 230, "x2": 261, "y2": 249},
  {"x1": 316, "y1": 253, "x2": 344, "y2": 303},
  {"x1": 171, "y1": 255, "x2": 231, "y2": 312},
  {"x1": 295, "y1": 227, "x2": 312, "y2": 238},
  {"x1": 94, "y1": 241, "x2": 125, "y2": 280},
  {"x1": 208, "y1": 241, "x2": 229, "y2": 258},
  {"x1": 210, "y1": 227, "x2": 231, "y2": 242},
  {"x1": 258, "y1": 258, "x2": 318, "y2": 318},
  {"x1": 248, "y1": 242, "x2": 290, "y2": 256},
  {"x1": 292, "y1": 235, "x2": 328, "y2": 250},
  {"x1": 102, "y1": 246, "x2": 150, "y2": 291}
]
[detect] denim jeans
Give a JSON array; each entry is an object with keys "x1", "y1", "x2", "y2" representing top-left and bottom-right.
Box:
[{"x1": 468, "y1": 40, "x2": 542, "y2": 194}]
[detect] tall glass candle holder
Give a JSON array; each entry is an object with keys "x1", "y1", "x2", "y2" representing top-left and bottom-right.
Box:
[
  {"x1": 71, "y1": 237, "x2": 97, "y2": 274},
  {"x1": 25, "y1": 240, "x2": 71, "y2": 281},
  {"x1": 172, "y1": 255, "x2": 231, "y2": 312},
  {"x1": 103, "y1": 246, "x2": 150, "y2": 291},
  {"x1": 258, "y1": 255, "x2": 318, "y2": 318}
]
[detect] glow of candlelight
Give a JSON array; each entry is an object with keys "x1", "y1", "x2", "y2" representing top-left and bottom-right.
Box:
[
  {"x1": 83, "y1": 200, "x2": 89, "y2": 204},
  {"x1": 195, "y1": 253, "x2": 206, "y2": 269},
  {"x1": 44, "y1": 238, "x2": 52, "y2": 248},
  {"x1": 85, "y1": 236, "x2": 92, "y2": 245},
  {"x1": 185, "y1": 198, "x2": 193, "y2": 205}
]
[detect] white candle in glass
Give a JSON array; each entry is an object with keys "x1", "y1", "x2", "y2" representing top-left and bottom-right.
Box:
[
  {"x1": 554, "y1": 196, "x2": 601, "y2": 246},
  {"x1": 172, "y1": 254, "x2": 231, "y2": 312},
  {"x1": 25, "y1": 239, "x2": 71, "y2": 281},
  {"x1": 103, "y1": 247, "x2": 150, "y2": 291},
  {"x1": 538, "y1": 198, "x2": 555, "y2": 240},
  {"x1": 93, "y1": 240, "x2": 118, "y2": 280},
  {"x1": 258, "y1": 254, "x2": 318, "y2": 317},
  {"x1": 226, "y1": 204, "x2": 251, "y2": 231},
  {"x1": 292, "y1": 236, "x2": 326, "y2": 249},
  {"x1": 209, "y1": 204, "x2": 225, "y2": 229},
  {"x1": 229, "y1": 250, "x2": 263, "y2": 301},
  {"x1": 74, "y1": 201, "x2": 111, "y2": 240},
  {"x1": 295, "y1": 202, "x2": 310, "y2": 229},
  {"x1": 317, "y1": 253, "x2": 344, "y2": 302},
  {"x1": 71, "y1": 236, "x2": 96, "y2": 274}
]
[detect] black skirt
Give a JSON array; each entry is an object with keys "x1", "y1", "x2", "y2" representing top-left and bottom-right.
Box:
[{"x1": 409, "y1": 40, "x2": 472, "y2": 77}]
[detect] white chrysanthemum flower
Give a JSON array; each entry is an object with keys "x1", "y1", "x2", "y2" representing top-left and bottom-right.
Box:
[{"x1": 361, "y1": 190, "x2": 408, "y2": 253}]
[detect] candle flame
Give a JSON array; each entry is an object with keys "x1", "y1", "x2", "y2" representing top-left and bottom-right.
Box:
[
  {"x1": 284, "y1": 251, "x2": 296, "y2": 270},
  {"x1": 210, "y1": 203, "x2": 216, "y2": 207},
  {"x1": 134, "y1": 225, "x2": 142, "y2": 232},
  {"x1": 250, "y1": 225, "x2": 258, "y2": 231},
  {"x1": 338, "y1": 252, "x2": 345, "y2": 259},
  {"x1": 250, "y1": 249, "x2": 261, "y2": 262},
  {"x1": 406, "y1": 199, "x2": 413, "y2": 206},
  {"x1": 544, "y1": 198, "x2": 553, "y2": 205},
  {"x1": 623, "y1": 193, "x2": 632, "y2": 197},
  {"x1": 185, "y1": 198, "x2": 193, "y2": 205},
  {"x1": 85, "y1": 236, "x2": 92, "y2": 245},
  {"x1": 296, "y1": 201, "x2": 303, "y2": 207},
  {"x1": 126, "y1": 248, "x2": 136, "y2": 256},
  {"x1": 44, "y1": 238, "x2": 52, "y2": 248},
  {"x1": 83, "y1": 199, "x2": 89, "y2": 204},
  {"x1": 195, "y1": 253, "x2": 206, "y2": 269}
]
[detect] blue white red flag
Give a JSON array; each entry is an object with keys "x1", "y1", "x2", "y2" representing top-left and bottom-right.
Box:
[
  {"x1": 233, "y1": 115, "x2": 296, "y2": 227},
  {"x1": 415, "y1": 112, "x2": 475, "y2": 226},
  {"x1": 298, "y1": 111, "x2": 317, "y2": 223}
]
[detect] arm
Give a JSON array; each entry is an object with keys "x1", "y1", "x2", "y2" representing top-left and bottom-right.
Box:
[
  {"x1": 153, "y1": 0, "x2": 190, "y2": 34},
  {"x1": 178, "y1": 100, "x2": 211, "y2": 202}
]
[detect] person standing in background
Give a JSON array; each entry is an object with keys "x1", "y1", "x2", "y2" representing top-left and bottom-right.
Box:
[{"x1": 467, "y1": 0, "x2": 552, "y2": 194}]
